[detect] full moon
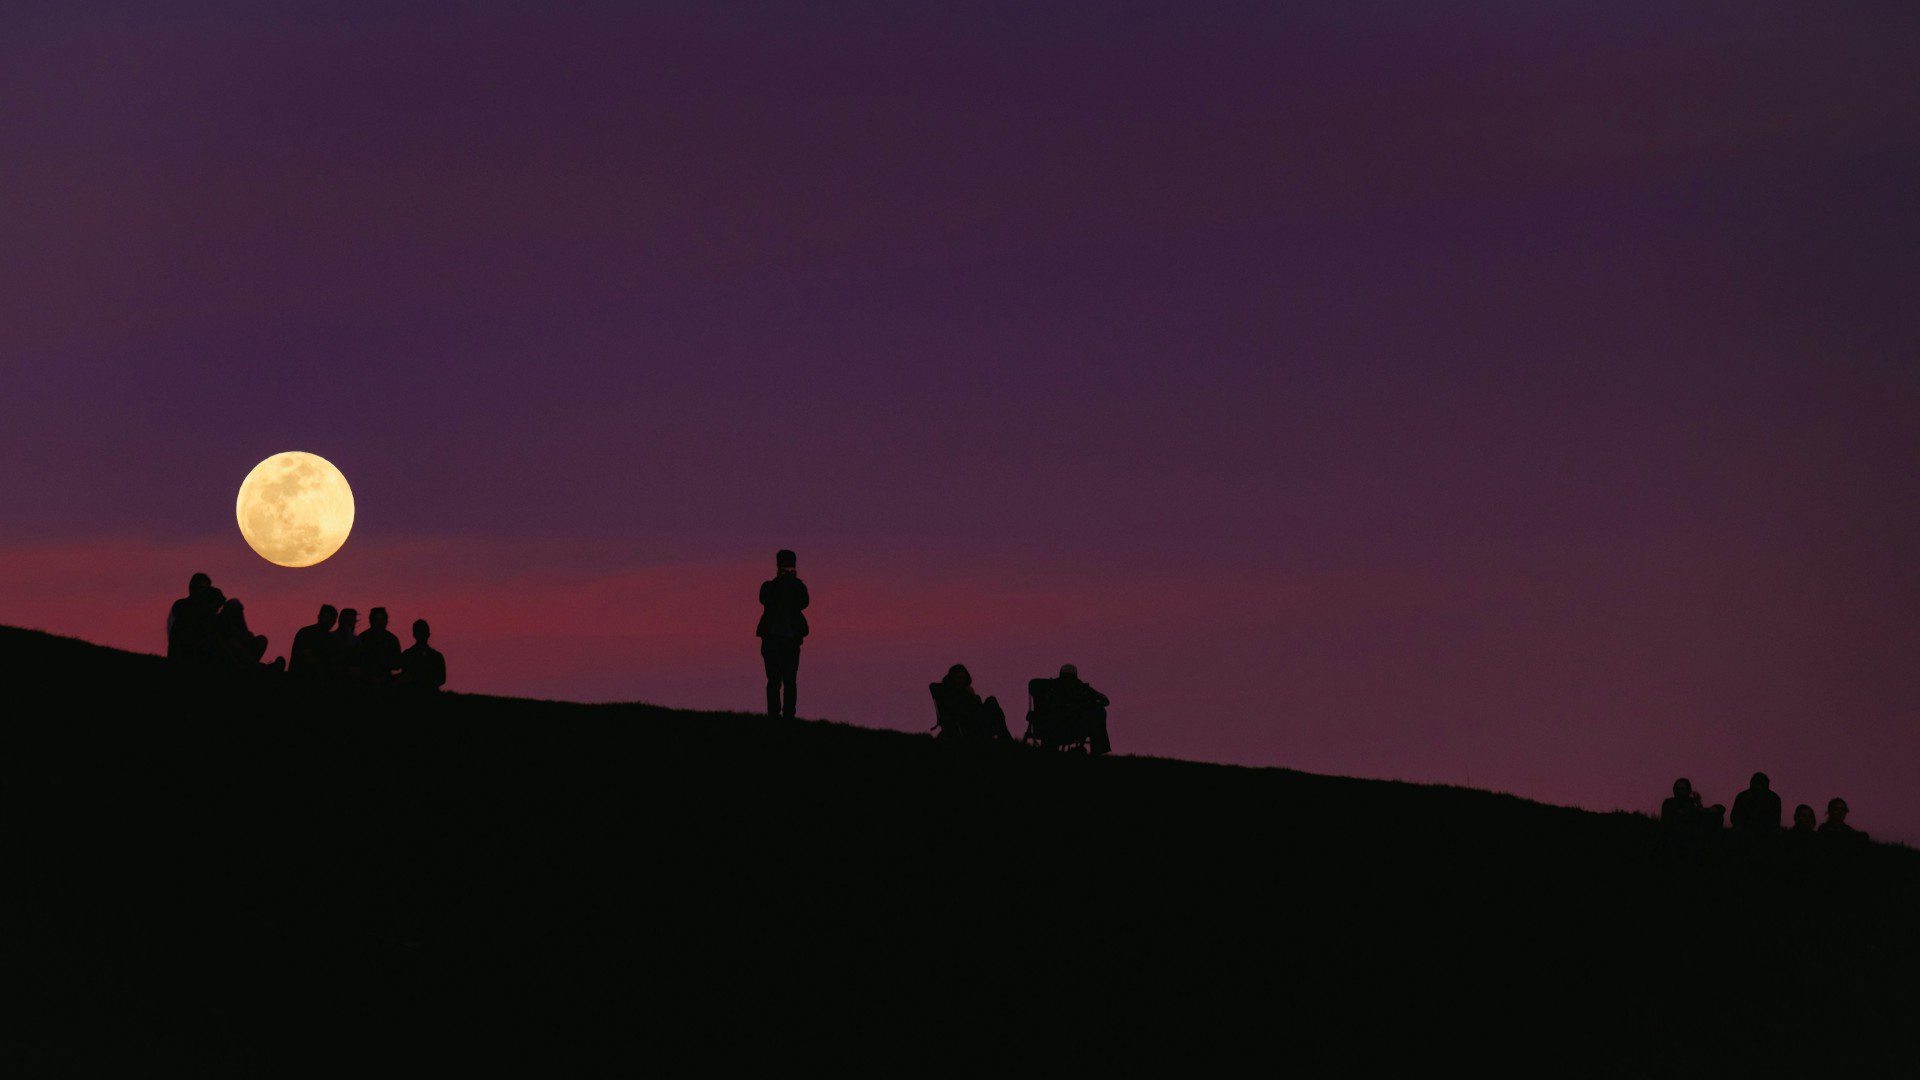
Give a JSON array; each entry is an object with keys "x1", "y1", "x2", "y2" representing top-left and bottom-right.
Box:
[{"x1": 235, "y1": 452, "x2": 356, "y2": 568}]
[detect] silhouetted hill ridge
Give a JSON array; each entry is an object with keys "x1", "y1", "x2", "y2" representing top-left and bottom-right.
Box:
[{"x1": 4, "y1": 624, "x2": 1917, "y2": 1074}]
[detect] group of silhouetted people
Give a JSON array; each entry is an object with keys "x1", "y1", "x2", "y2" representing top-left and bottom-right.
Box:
[
  {"x1": 166, "y1": 572, "x2": 445, "y2": 691},
  {"x1": 931, "y1": 661, "x2": 1112, "y2": 755},
  {"x1": 166, "y1": 572, "x2": 284, "y2": 672},
  {"x1": 1662, "y1": 773, "x2": 1866, "y2": 842}
]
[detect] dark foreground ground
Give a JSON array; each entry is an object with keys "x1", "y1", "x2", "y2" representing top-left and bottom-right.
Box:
[{"x1": 4, "y1": 625, "x2": 1918, "y2": 1075}]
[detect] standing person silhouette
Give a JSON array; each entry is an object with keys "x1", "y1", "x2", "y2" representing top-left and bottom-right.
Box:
[{"x1": 756, "y1": 549, "x2": 809, "y2": 718}]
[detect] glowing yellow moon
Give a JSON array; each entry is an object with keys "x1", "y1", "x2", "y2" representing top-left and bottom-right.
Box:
[{"x1": 235, "y1": 452, "x2": 355, "y2": 568}]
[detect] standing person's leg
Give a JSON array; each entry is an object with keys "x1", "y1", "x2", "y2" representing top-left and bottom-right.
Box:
[
  {"x1": 780, "y1": 641, "x2": 800, "y2": 718},
  {"x1": 761, "y1": 640, "x2": 782, "y2": 716}
]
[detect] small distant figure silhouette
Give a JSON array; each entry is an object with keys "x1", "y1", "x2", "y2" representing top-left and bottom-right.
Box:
[
  {"x1": 1660, "y1": 778, "x2": 1722, "y2": 837},
  {"x1": 1791, "y1": 804, "x2": 1817, "y2": 834},
  {"x1": 166, "y1": 572, "x2": 220, "y2": 664},
  {"x1": 289, "y1": 604, "x2": 338, "y2": 677},
  {"x1": 1025, "y1": 663, "x2": 1111, "y2": 755},
  {"x1": 756, "y1": 549, "x2": 809, "y2": 718},
  {"x1": 398, "y1": 619, "x2": 446, "y2": 692},
  {"x1": 1730, "y1": 772, "x2": 1782, "y2": 835},
  {"x1": 356, "y1": 607, "x2": 403, "y2": 681},
  {"x1": 1818, "y1": 797, "x2": 1866, "y2": 841},
  {"x1": 929, "y1": 664, "x2": 1012, "y2": 741}
]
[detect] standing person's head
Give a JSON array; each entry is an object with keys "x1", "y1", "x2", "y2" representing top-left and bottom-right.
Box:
[
  {"x1": 338, "y1": 608, "x2": 359, "y2": 633},
  {"x1": 1749, "y1": 772, "x2": 1771, "y2": 792},
  {"x1": 189, "y1": 572, "x2": 212, "y2": 595},
  {"x1": 316, "y1": 604, "x2": 338, "y2": 630},
  {"x1": 776, "y1": 549, "x2": 797, "y2": 576},
  {"x1": 1826, "y1": 798, "x2": 1850, "y2": 826},
  {"x1": 412, "y1": 619, "x2": 431, "y2": 644},
  {"x1": 1793, "y1": 804, "x2": 1817, "y2": 831},
  {"x1": 369, "y1": 607, "x2": 389, "y2": 630},
  {"x1": 1672, "y1": 778, "x2": 1692, "y2": 799},
  {"x1": 1059, "y1": 663, "x2": 1079, "y2": 681}
]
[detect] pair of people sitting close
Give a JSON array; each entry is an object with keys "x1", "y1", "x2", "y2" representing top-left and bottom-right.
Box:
[
  {"x1": 931, "y1": 662, "x2": 1110, "y2": 755},
  {"x1": 1662, "y1": 774, "x2": 1865, "y2": 841},
  {"x1": 166, "y1": 572, "x2": 283, "y2": 672},
  {"x1": 289, "y1": 603, "x2": 445, "y2": 690}
]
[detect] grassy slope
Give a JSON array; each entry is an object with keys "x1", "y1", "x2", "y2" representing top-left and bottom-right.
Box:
[{"x1": 3, "y1": 624, "x2": 1917, "y2": 1075}]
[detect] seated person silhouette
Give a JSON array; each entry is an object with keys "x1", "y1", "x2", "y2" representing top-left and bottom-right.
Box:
[
  {"x1": 289, "y1": 604, "x2": 338, "y2": 677},
  {"x1": 216, "y1": 597, "x2": 283, "y2": 671},
  {"x1": 1730, "y1": 772, "x2": 1782, "y2": 834},
  {"x1": 330, "y1": 608, "x2": 361, "y2": 677},
  {"x1": 398, "y1": 619, "x2": 447, "y2": 691},
  {"x1": 166, "y1": 572, "x2": 220, "y2": 664},
  {"x1": 929, "y1": 664, "x2": 1011, "y2": 741},
  {"x1": 1660, "y1": 778, "x2": 1697, "y2": 829},
  {"x1": 1025, "y1": 663, "x2": 1112, "y2": 754},
  {"x1": 1790, "y1": 804, "x2": 1818, "y2": 835},
  {"x1": 1660, "y1": 778, "x2": 1721, "y2": 835},
  {"x1": 355, "y1": 607, "x2": 404, "y2": 681},
  {"x1": 1818, "y1": 797, "x2": 1867, "y2": 841}
]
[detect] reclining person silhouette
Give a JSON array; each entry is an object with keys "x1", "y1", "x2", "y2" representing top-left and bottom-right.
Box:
[
  {"x1": 1731, "y1": 772, "x2": 1782, "y2": 835},
  {"x1": 398, "y1": 619, "x2": 447, "y2": 691},
  {"x1": 216, "y1": 596, "x2": 283, "y2": 671},
  {"x1": 756, "y1": 549, "x2": 809, "y2": 718},
  {"x1": 289, "y1": 604, "x2": 338, "y2": 677},
  {"x1": 1818, "y1": 797, "x2": 1867, "y2": 841},
  {"x1": 1024, "y1": 663, "x2": 1112, "y2": 755},
  {"x1": 166, "y1": 572, "x2": 221, "y2": 664},
  {"x1": 929, "y1": 664, "x2": 1011, "y2": 741},
  {"x1": 355, "y1": 607, "x2": 404, "y2": 682}
]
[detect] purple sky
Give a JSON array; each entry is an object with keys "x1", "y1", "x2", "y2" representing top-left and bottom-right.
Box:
[{"x1": 3, "y1": 3, "x2": 1917, "y2": 838}]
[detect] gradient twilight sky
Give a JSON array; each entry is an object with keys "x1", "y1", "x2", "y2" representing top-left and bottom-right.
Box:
[{"x1": 3, "y1": 3, "x2": 1917, "y2": 837}]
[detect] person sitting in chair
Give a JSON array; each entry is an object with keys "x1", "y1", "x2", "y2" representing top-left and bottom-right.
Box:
[
  {"x1": 1026, "y1": 663, "x2": 1112, "y2": 754},
  {"x1": 930, "y1": 664, "x2": 1010, "y2": 741}
]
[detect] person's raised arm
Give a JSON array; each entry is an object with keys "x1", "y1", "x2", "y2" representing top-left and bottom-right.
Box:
[{"x1": 796, "y1": 580, "x2": 810, "y2": 610}]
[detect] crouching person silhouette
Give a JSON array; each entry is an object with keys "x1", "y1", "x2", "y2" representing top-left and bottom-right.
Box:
[
  {"x1": 756, "y1": 549, "x2": 809, "y2": 718},
  {"x1": 930, "y1": 664, "x2": 1012, "y2": 741},
  {"x1": 398, "y1": 619, "x2": 447, "y2": 691}
]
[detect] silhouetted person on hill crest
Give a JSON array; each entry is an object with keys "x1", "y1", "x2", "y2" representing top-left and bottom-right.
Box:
[
  {"x1": 331, "y1": 608, "x2": 360, "y2": 677},
  {"x1": 757, "y1": 549, "x2": 809, "y2": 718},
  {"x1": 289, "y1": 604, "x2": 338, "y2": 677},
  {"x1": 1660, "y1": 778, "x2": 1721, "y2": 835},
  {"x1": 216, "y1": 597, "x2": 282, "y2": 671},
  {"x1": 930, "y1": 664, "x2": 1011, "y2": 741},
  {"x1": 1025, "y1": 663, "x2": 1112, "y2": 754},
  {"x1": 399, "y1": 619, "x2": 446, "y2": 691},
  {"x1": 356, "y1": 607, "x2": 403, "y2": 681},
  {"x1": 166, "y1": 572, "x2": 219, "y2": 664},
  {"x1": 1792, "y1": 804, "x2": 1817, "y2": 833},
  {"x1": 1819, "y1": 797, "x2": 1866, "y2": 841},
  {"x1": 1731, "y1": 772, "x2": 1781, "y2": 835}
]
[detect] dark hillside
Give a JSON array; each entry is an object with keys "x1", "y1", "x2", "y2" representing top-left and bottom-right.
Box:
[{"x1": 4, "y1": 625, "x2": 1916, "y2": 1074}]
